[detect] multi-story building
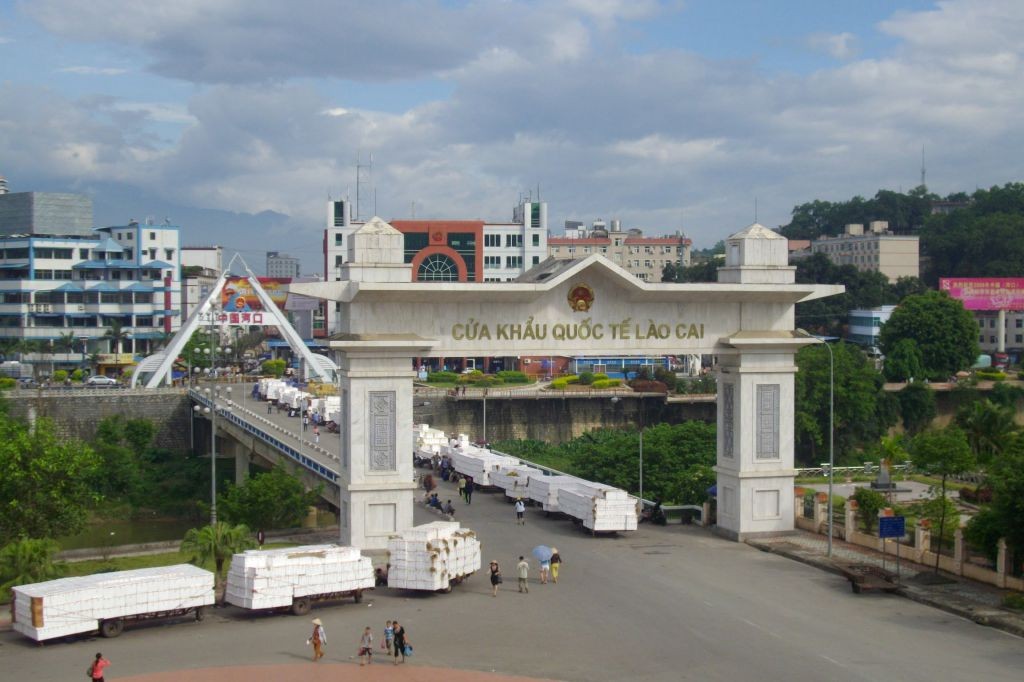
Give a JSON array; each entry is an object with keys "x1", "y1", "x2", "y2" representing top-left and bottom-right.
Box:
[
  {"x1": 547, "y1": 220, "x2": 691, "y2": 282},
  {"x1": 266, "y1": 251, "x2": 300, "y2": 278},
  {"x1": 974, "y1": 311, "x2": 1024, "y2": 356},
  {"x1": 322, "y1": 198, "x2": 548, "y2": 333},
  {"x1": 810, "y1": 222, "x2": 919, "y2": 282},
  {"x1": 847, "y1": 305, "x2": 896, "y2": 350},
  {"x1": 0, "y1": 225, "x2": 181, "y2": 373}
]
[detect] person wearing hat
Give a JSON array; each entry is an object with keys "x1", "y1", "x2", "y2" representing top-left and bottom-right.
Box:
[
  {"x1": 489, "y1": 560, "x2": 502, "y2": 597},
  {"x1": 550, "y1": 548, "x2": 562, "y2": 583},
  {"x1": 308, "y1": 618, "x2": 327, "y2": 661},
  {"x1": 514, "y1": 497, "x2": 526, "y2": 526}
]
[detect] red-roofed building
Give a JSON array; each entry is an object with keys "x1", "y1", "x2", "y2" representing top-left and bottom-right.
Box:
[{"x1": 548, "y1": 224, "x2": 690, "y2": 281}]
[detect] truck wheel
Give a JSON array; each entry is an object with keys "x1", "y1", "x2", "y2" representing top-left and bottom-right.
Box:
[
  {"x1": 100, "y1": 618, "x2": 124, "y2": 638},
  {"x1": 353, "y1": 590, "x2": 363, "y2": 604},
  {"x1": 195, "y1": 606, "x2": 207, "y2": 622},
  {"x1": 291, "y1": 597, "x2": 311, "y2": 616},
  {"x1": 852, "y1": 582, "x2": 862, "y2": 594}
]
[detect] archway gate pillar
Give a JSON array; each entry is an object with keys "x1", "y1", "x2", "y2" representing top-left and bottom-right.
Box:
[{"x1": 332, "y1": 336, "x2": 433, "y2": 549}]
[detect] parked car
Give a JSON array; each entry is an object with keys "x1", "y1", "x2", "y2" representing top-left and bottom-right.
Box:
[{"x1": 85, "y1": 375, "x2": 118, "y2": 386}]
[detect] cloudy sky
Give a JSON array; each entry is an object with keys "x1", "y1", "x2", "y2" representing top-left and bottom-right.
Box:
[{"x1": 1, "y1": 0, "x2": 1022, "y2": 273}]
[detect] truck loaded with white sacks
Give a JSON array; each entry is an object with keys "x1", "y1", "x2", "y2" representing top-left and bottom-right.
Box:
[
  {"x1": 225, "y1": 544, "x2": 375, "y2": 615},
  {"x1": 10, "y1": 564, "x2": 215, "y2": 641}
]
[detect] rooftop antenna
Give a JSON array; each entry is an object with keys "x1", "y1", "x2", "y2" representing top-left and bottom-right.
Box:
[
  {"x1": 754, "y1": 197, "x2": 758, "y2": 223},
  {"x1": 537, "y1": 183, "x2": 541, "y2": 202},
  {"x1": 355, "y1": 152, "x2": 373, "y2": 221},
  {"x1": 920, "y1": 146, "x2": 926, "y2": 189}
]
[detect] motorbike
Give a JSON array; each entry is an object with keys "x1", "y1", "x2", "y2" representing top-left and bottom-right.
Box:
[{"x1": 639, "y1": 502, "x2": 667, "y2": 526}]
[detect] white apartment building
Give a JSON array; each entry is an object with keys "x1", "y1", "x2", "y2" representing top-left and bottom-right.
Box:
[
  {"x1": 811, "y1": 222, "x2": 919, "y2": 282},
  {"x1": 0, "y1": 219, "x2": 182, "y2": 359},
  {"x1": 847, "y1": 305, "x2": 896, "y2": 350}
]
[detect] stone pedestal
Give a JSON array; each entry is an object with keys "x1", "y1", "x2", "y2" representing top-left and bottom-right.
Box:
[
  {"x1": 714, "y1": 350, "x2": 799, "y2": 540},
  {"x1": 334, "y1": 341, "x2": 431, "y2": 549}
]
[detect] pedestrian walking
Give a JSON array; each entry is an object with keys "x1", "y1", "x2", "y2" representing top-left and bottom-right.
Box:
[
  {"x1": 267, "y1": 401, "x2": 273, "y2": 414},
  {"x1": 517, "y1": 555, "x2": 530, "y2": 593},
  {"x1": 514, "y1": 497, "x2": 526, "y2": 525},
  {"x1": 383, "y1": 620, "x2": 394, "y2": 654},
  {"x1": 457, "y1": 474, "x2": 467, "y2": 501},
  {"x1": 392, "y1": 620, "x2": 410, "y2": 665},
  {"x1": 464, "y1": 477, "x2": 474, "y2": 504},
  {"x1": 489, "y1": 560, "x2": 502, "y2": 597},
  {"x1": 302, "y1": 414, "x2": 309, "y2": 431},
  {"x1": 308, "y1": 618, "x2": 326, "y2": 661},
  {"x1": 539, "y1": 557, "x2": 550, "y2": 584},
  {"x1": 313, "y1": 425, "x2": 320, "y2": 443},
  {"x1": 359, "y1": 626, "x2": 374, "y2": 666},
  {"x1": 88, "y1": 653, "x2": 110, "y2": 682},
  {"x1": 550, "y1": 548, "x2": 562, "y2": 583}
]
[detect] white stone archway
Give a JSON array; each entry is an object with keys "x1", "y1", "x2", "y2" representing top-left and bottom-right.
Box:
[{"x1": 291, "y1": 218, "x2": 841, "y2": 548}]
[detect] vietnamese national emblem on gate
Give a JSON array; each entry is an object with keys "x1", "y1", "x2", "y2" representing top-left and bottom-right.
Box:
[{"x1": 567, "y1": 283, "x2": 595, "y2": 312}]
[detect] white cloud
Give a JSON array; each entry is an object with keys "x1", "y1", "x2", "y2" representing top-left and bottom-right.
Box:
[
  {"x1": 807, "y1": 32, "x2": 858, "y2": 60},
  {"x1": 6, "y1": 0, "x2": 1024, "y2": 256},
  {"x1": 57, "y1": 66, "x2": 128, "y2": 76}
]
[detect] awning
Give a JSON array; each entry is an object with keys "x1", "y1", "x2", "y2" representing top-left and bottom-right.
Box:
[
  {"x1": 125, "y1": 282, "x2": 154, "y2": 292},
  {"x1": 53, "y1": 282, "x2": 84, "y2": 292},
  {"x1": 266, "y1": 339, "x2": 325, "y2": 348},
  {"x1": 94, "y1": 237, "x2": 124, "y2": 253},
  {"x1": 88, "y1": 282, "x2": 121, "y2": 292},
  {"x1": 142, "y1": 260, "x2": 175, "y2": 269}
]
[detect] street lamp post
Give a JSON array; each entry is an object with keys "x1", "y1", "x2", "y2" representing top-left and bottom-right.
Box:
[
  {"x1": 798, "y1": 329, "x2": 834, "y2": 557},
  {"x1": 611, "y1": 396, "x2": 644, "y2": 501},
  {"x1": 195, "y1": 384, "x2": 232, "y2": 526}
]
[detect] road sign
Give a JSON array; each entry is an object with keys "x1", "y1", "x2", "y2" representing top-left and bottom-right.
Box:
[{"x1": 878, "y1": 516, "x2": 906, "y2": 539}]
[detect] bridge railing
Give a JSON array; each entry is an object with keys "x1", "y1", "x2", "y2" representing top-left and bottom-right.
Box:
[{"x1": 190, "y1": 389, "x2": 340, "y2": 485}]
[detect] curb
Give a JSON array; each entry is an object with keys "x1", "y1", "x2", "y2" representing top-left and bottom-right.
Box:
[{"x1": 748, "y1": 540, "x2": 1024, "y2": 640}]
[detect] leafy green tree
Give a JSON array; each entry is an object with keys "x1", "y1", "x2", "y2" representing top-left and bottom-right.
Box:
[
  {"x1": 0, "y1": 417, "x2": 101, "y2": 544},
  {"x1": 910, "y1": 427, "x2": 975, "y2": 572},
  {"x1": 564, "y1": 422, "x2": 716, "y2": 504},
  {"x1": 897, "y1": 383, "x2": 937, "y2": 435},
  {"x1": 218, "y1": 466, "x2": 321, "y2": 530},
  {"x1": 884, "y1": 338, "x2": 924, "y2": 382},
  {"x1": 794, "y1": 343, "x2": 896, "y2": 465},
  {"x1": 987, "y1": 441, "x2": 1024, "y2": 558},
  {"x1": 851, "y1": 487, "x2": 887, "y2": 533},
  {"x1": 955, "y1": 399, "x2": 1018, "y2": 465},
  {"x1": 261, "y1": 359, "x2": 286, "y2": 377},
  {"x1": 661, "y1": 260, "x2": 718, "y2": 283},
  {"x1": 90, "y1": 416, "x2": 156, "y2": 502},
  {"x1": 964, "y1": 507, "x2": 1003, "y2": 564},
  {"x1": 180, "y1": 522, "x2": 255, "y2": 584},
  {"x1": 878, "y1": 291, "x2": 979, "y2": 380},
  {"x1": 0, "y1": 538, "x2": 64, "y2": 599}
]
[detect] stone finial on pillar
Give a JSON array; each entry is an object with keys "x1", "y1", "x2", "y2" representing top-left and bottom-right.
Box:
[{"x1": 717, "y1": 223, "x2": 795, "y2": 284}]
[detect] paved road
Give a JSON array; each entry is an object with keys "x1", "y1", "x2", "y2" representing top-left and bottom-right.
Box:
[{"x1": 4, "y1": 476, "x2": 1023, "y2": 682}]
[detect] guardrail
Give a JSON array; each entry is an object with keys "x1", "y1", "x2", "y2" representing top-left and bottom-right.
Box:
[
  {"x1": 189, "y1": 389, "x2": 339, "y2": 485},
  {"x1": 16, "y1": 386, "x2": 186, "y2": 397}
]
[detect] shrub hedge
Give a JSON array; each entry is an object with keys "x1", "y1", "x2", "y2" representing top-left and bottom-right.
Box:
[
  {"x1": 976, "y1": 370, "x2": 1007, "y2": 381},
  {"x1": 591, "y1": 378, "x2": 622, "y2": 389},
  {"x1": 496, "y1": 370, "x2": 529, "y2": 384},
  {"x1": 427, "y1": 371, "x2": 459, "y2": 383}
]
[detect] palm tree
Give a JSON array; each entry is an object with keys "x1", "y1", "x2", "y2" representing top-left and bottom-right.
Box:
[
  {"x1": 180, "y1": 523, "x2": 255, "y2": 589},
  {"x1": 0, "y1": 538, "x2": 65, "y2": 599},
  {"x1": 103, "y1": 320, "x2": 130, "y2": 355},
  {"x1": 55, "y1": 332, "x2": 77, "y2": 353},
  {"x1": 955, "y1": 399, "x2": 1018, "y2": 465}
]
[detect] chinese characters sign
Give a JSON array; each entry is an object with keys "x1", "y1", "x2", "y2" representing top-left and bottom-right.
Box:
[{"x1": 940, "y1": 278, "x2": 1024, "y2": 311}]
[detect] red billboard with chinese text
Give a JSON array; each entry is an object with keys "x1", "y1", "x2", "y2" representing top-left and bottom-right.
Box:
[{"x1": 939, "y1": 278, "x2": 1024, "y2": 311}]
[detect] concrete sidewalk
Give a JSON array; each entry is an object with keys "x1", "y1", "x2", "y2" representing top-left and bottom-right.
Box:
[{"x1": 748, "y1": 531, "x2": 1024, "y2": 639}]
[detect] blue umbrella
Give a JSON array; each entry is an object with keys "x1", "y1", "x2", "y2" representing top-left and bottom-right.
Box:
[{"x1": 532, "y1": 545, "x2": 553, "y2": 562}]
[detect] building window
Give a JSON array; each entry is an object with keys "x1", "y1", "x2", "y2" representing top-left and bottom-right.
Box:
[
  {"x1": 532, "y1": 234, "x2": 540, "y2": 247},
  {"x1": 505, "y1": 234, "x2": 522, "y2": 248},
  {"x1": 34, "y1": 269, "x2": 53, "y2": 279},
  {"x1": 484, "y1": 256, "x2": 501, "y2": 269},
  {"x1": 601, "y1": 247, "x2": 607, "y2": 254},
  {"x1": 532, "y1": 256, "x2": 540, "y2": 265},
  {"x1": 417, "y1": 253, "x2": 459, "y2": 282},
  {"x1": 990, "y1": 336, "x2": 997, "y2": 343},
  {"x1": 125, "y1": 232, "x2": 133, "y2": 240},
  {"x1": 644, "y1": 260, "x2": 653, "y2": 268},
  {"x1": 505, "y1": 256, "x2": 522, "y2": 269},
  {"x1": 584, "y1": 247, "x2": 591, "y2": 254},
  {"x1": 335, "y1": 255, "x2": 344, "y2": 267},
  {"x1": 149, "y1": 232, "x2": 156, "y2": 240},
  {"x1": 1017, "y1": 335, "x2": 1023, "y2": 343},
  {"x1": 335, "y1": 233, "x2": 343, "y2": 246},
  {"x1": 165, "y1": 248, "x2": 175, "y2": 260},
  {"x1": 80, "y1": 248, "x2": 89, "y2": 259},
  {"x1": 484, "y1": 234, "x2": 501, "y2": 248},
  {"x1": 1016, "y1": 319, "x2": 1023, "y2": 328}
]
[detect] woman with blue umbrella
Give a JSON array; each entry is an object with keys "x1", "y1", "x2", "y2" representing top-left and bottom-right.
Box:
[{"x1": 532, "y1": 545, "x2": 552, "y2": 584}]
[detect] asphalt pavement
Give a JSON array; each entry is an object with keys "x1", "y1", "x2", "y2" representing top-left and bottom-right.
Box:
[{"x1": 3, "y1": 474, "x2": 1024, "y2": 682}]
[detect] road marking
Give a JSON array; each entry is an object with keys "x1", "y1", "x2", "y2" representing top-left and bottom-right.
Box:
[
  {"x1": 740, "y1": 618, "x2": 781, "y2": 638},
  {"x1": 820, "y1": 655, "x2": 846, "y2": 668}
]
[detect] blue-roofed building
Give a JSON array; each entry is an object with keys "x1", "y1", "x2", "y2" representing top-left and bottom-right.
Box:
[{"x1": 0, "y1": 192, "x2": 182, "y2": 370}]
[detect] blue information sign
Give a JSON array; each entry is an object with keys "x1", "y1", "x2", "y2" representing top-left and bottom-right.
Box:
[{"x1": 878, "y1": 516, "x2": 906, "y2": 539}]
